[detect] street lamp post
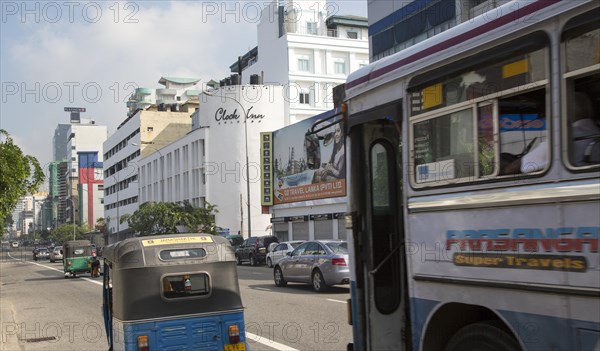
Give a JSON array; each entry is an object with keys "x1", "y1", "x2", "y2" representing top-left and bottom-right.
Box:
[
  {"x1": 62, "y1": 170, "x2": 77, "y2": 240},
  {"x1": 202, "y1": 89, "x2": 252, "y2": 238},
  {"x1": 65, "y1": 197, "x2": 77, "y2": 240}
]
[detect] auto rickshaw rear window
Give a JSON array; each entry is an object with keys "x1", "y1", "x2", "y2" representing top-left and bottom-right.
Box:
[
  {"x1": 163, "y1": 274, "x2": 210, "y2": 299},
  {"x1": 159, "y1": 248, "x2": 207, "y2": 260}
]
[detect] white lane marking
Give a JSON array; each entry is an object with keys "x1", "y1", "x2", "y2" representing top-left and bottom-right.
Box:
[
  {"x1": 253, "y1": 287, "x2": 271, "y2": 291},
  {"x1": 327, "y1": 298, "x2": 346, "y2": 304},
  {"x1": 246, "y1": 332, "x2": 300, "y2": 351},
  {"x1": 7, "y1": 252, "x2": 103, "y2": 285}
]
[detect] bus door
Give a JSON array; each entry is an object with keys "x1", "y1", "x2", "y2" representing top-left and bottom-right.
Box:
[{"x1": 348, "y1": 102, "x2": 409, "y2": 350}]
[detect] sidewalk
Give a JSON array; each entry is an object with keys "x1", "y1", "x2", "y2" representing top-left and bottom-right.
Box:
[{"x1": 1, "y1": 267, "x2": 24, "y2": 351}]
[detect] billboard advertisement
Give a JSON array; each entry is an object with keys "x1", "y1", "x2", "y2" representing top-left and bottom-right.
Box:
[{"x1": 272, "y1": 108, "x2": 345, "y2": 205}]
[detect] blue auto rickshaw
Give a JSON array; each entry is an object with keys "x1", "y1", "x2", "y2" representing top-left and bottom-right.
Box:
[{"x1": 102, "y1": 233, "x2": 248, "y2": 351}]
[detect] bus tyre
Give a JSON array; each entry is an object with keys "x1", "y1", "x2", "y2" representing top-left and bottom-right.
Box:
[
  {"x1": 274, "y1": 266, "x2": 287, "y2": 287},
  {"x1": 312, "y1": 269, "x2": 328, "y2": 292},
  {"x1": 445, "y1": 322, "x2": 521, "y2": 351}
]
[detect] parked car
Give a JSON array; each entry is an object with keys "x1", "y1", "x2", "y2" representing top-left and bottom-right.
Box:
[
  {"x1": 50, "y1": 246, "x2": 63, "y2": 263},
  {"x1": 34, "y1": 247, "x2": 50, "y2": 261},
  {"x1": 266, "y1": 241, "x2": 304, "y2": 268},
  {"x1": 235, "y1": 235, "x2": 279, "y2": 266},
  {"x1": 273, "y1": 240, "x2": 349, "y2": 292}
]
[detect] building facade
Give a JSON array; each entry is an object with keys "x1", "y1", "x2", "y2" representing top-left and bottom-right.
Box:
[
  {"x1": 229, "y1": 0, "x2": 368, "y2": 125},
  {"x1": 137, "y1": 85, "x2": 285, "y2": 237},
  {"x1": 65, "y1": 120, "x2": 108, "y2": 230},
  {"x1": 53, "y1": 124, "x2": 70, "y2": 162},
  {"x1": 103, "y1": 77, "x2": 200, "y2": 242}
]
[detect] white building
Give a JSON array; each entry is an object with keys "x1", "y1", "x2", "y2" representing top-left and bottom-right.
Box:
[
  {"x1": 15, "y1": 193, "x2": 47, "y2": 238},
  {"x1": 216, "y1": 0, "x2": 366, "y2": 241},
  {"x1": 229, "y1": 0, "x2": 368, "y2": 125},
  {"x1": 126, "y1": 77, "x2": 202, "y2": 117},
  {"x1": 138, "y1": 85, "x2": 285, "y2": 237},
  {"x1": 65, "y1": 119, "x2": 107, "y2": 230},
  {"x1": 103, "y1": 77, "x2": 200, "y2": 242}
]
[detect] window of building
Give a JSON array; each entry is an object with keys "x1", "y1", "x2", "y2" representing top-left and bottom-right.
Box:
[
  {"x1": 298, "y1": 58, "x2": 310, "y2": 72},
  {"x1": 307, "y1": 22, "x2": 317, "y2": 35},
  {"x1": 334, "y1": 61, "x2": 346, "y2": 74},
  {"x1": 299, "y1": 92, "x2": 310, "y2": 105},
  {"x1": 347, "y1": 31, "x2": 358, "y2": 39}
]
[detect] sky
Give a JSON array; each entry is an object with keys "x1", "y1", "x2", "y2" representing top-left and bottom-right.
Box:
[{"x1": 0, "y1": 0, "x2": 367, "y2": 186}]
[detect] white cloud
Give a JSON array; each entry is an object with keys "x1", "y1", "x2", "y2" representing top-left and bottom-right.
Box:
[
  {"x1": 1, "y1": 0, "x2": 366, "y2": 172},
  {"x1": 1, "y1": 1, "x2": 258, "y2": 170}
]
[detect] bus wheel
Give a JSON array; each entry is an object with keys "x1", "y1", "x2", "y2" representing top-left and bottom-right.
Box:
[
  {"x1": 274, "y1": 266, "x2": 287, "y2": 287},
  {"x1": 445, "y1": 322, "x2": 521, "y2": 351},
  {"x1": 312, "y1": 269, "x2": 328, "y2": 292}
]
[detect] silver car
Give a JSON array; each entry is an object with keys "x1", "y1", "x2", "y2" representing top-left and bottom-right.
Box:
[
  {"x1": 50, "y1": 246, "x2": 63, "y2": 263},
  {"x1": 266, "y1": 241, "x2": 304, "y2": 268},
  {"x1": 273, "y1": 240, "x2": 349, "y2": 292}
]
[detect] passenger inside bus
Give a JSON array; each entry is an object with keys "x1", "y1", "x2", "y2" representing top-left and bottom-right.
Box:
[{"x1": 570, "y1": 92, "x2": 600, "y2": 166}]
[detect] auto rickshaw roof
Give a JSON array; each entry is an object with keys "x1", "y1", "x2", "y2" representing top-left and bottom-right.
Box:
[
  {"x1": 102, "y1": 233, "x2": 235, "y2": 269},
  {"x1": 64, "y1": 240, "x2": 92, "y2": 248}
]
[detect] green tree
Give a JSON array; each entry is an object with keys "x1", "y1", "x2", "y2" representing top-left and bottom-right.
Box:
[
  {"x1": 120, "y1": 201, "x2": 219, "y2": 236},
  {"x1": 0, "y1": 130, "x2": 44, "y2": 229},
  {"x1": 95, "y1": 217, "x2": 107, "y2": 234},
  {"x1": 49, "y1": 223, "x2": 88, "y2": 244}
]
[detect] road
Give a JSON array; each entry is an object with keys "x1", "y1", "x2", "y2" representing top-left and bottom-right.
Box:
[{"x1": 0, "y1": 247, "x2": 351, "y2": 351}]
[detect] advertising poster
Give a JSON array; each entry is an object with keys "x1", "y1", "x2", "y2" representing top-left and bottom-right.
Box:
[{"x1": 272, "y1": 108, "x2": 345, "y2": 204}]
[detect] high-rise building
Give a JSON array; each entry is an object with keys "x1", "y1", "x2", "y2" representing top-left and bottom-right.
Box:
[
  {"x1": 53, "y1": 124, "x2": 71, "y2": 162},
  {"x1": 64, "y1": 119, "x2": 108, "y2": 230},
  {"x1": 103, "y1": 77, "x2": 200, "y2": 242}
]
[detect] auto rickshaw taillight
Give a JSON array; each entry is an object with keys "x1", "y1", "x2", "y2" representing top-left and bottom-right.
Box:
[
  {"x1": 228, "y1": 325, "x2": 240, "y2": 344},
  {"x1": 137, "y1": 335, "x2": 149, "y2": 351}
]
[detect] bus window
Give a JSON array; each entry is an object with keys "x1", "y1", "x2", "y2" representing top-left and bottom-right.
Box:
[
  {"x1": 498, "y1": 89, "x2": 547, "y2": 175},
  {"x1": 563, "y1": 22, "x2": 600, "y2": 168},
  {"x1": 409, "y1": 34, "x2": 549, "y2": 186}
]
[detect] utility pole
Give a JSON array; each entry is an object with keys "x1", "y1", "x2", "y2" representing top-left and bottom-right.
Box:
[{"x1": 240, "y1": 194, "x2": 243, "y2": 237}]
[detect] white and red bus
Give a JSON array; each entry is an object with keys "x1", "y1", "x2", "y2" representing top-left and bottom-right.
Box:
[{"x1": 343, "y1": 0, "x2": 599, "y2": 350}]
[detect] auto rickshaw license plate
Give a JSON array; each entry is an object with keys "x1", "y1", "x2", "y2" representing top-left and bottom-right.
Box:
[{"x1": 224, "y1": 343, "x2": 246, "y2": 351}]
